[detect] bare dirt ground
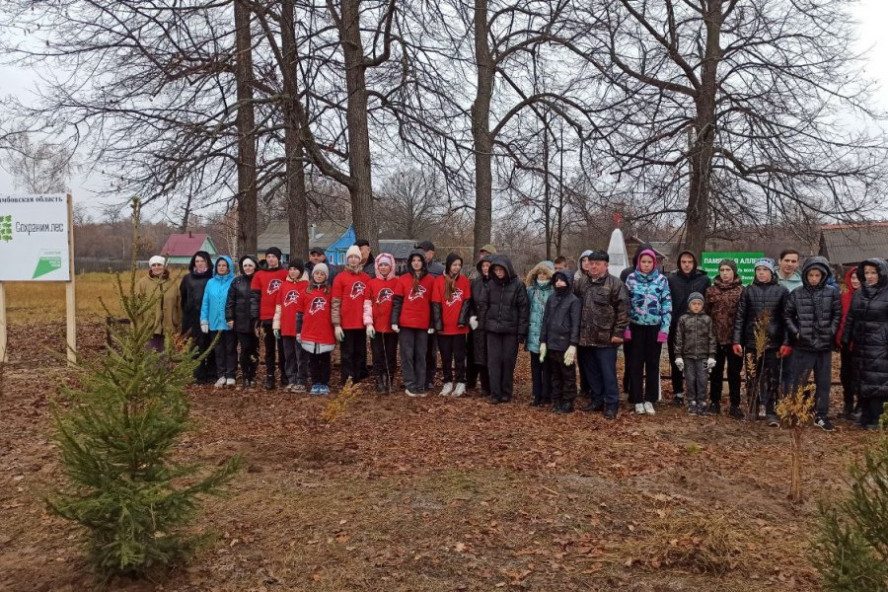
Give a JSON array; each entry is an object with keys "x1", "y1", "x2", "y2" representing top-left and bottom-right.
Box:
[{"x1": 0, "y1": 321, "x2": 875, "y2": 591}]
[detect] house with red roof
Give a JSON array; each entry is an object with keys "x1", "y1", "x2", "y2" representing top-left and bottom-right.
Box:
[{"x1": 159, "y1": 232, "x2": 218, "y2": 266}]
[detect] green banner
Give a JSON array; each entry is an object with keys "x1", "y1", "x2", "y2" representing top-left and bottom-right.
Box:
[{"x1": 701, "y1": 252, "x2": 765, "y2": 285}]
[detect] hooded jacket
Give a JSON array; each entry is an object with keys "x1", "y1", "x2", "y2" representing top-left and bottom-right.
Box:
[
  {"x1": 838, "y1": 267, "x2": 859, "y2": 348},
  {"x1": 332, "y1": 252, "x2": 371, "y2": 330},
  {"x1": 179, "y1": 251, "x2": 213, "y2": 336},
  {"x1": 391, "y1": 250, "x2": 435, "y2": 329},
  {"x1": 784, "y1": 256, "x2": 841, "y2": 351},
  {"x1": 777, "y1": 269, "x2": 803, "y2": 293},
  {"x1": 226, "y1": 255, "x2": 259, "y2": 333},
  {"x1": 620, "y1": 243, "x2": 654, "y2": 283},
  {"x1": 676, "y1": 302, "x2": 717, "y2": 359},
  {"x1": 624, "y1": 250, "x2": 672, "y2": 331},
  {"x1": 470, "y1": 255, "x2": 493, "y2": 364},
  {"x1": 540, "y1": 271, "x2": 581, "y2": 352},
  {"x1": 667, "y1": 251, "x2": 711, "y2": 331},
  {"x1": 432, "y1": 253, "x2": 472, "y2": 335},
  {"x1": 573, "y1": 256, "x2": 630, "y2": 347},
  {"x1": 250, "y1": 257, "x2": 289, "y2": 322},
  {"x1": 200, "y1": 255, "x2": 235, "y2": 331},
  {"x1": 842, "y1": 258, "x2": 888, "y2": 400},
  {"x1": 273, "y1": 272, "x2": 309, "y2": 337},
  {"x1": 732, "y1": 268, "x2": 789, "y2": 350},
  {"x1": 477, "y1": 255, "x2": 529, "y2": 336},
  {"x1": 525, "y1": 261, "x2": 555, "y2": 353},
  {"x1": 136, "y1": 268, "x2": 182, "y2": 336},
  {"x1": 365, "y1": 253, "x2": 399, "y2": 334},
  {"x1": 705, "y1": 276, "x2": 744, "y2": 345}
]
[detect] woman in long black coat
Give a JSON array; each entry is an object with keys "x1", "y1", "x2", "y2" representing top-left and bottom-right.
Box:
[{"x1": 842, "y1": 257, "x2": 888, "y2": 429}]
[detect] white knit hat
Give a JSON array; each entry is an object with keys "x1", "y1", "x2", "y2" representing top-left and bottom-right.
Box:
[
  {"x1": 346, "y1": 245, "x2": 362, "y2": 261},
  {"x1": 149, "y1": 255, "x2": 166, "y2": 267},
  {"x1": 312, "y1": 262, "x2": 329, "y2": 279}
]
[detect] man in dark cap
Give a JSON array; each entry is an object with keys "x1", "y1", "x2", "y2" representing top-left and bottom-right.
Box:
[
  {"x1": 416, "y1": 240, "x2": 445, "y2": 277},
  {"x1": 574, "y1": 249, "x2": 630, "y2": 419},
  {"x1": 354, "y1": 238, "x2": 375, "y2": 276},
  {"x1": 305, "y1": 246, "x2": 338, "y2": 284}
]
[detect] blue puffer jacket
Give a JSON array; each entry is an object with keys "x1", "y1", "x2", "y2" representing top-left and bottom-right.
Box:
[
  {"x1": 200, "y1": 255, "x2": 235, "y2": 331},
  {"x1": 625, "y1": 267, "x2": 672, "y2": 332},
  {"x1": 525, "y1": 261, "x2": 554, "y2": 354}
]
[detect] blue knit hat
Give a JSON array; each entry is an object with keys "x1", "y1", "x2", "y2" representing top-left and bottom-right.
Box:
[{"x1": 755, "y1": 258, "x2": 776, "y2": 275}]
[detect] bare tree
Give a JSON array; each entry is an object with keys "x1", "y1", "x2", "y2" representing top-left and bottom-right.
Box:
[
  {"x1": 376, "y1": 168, "x2": 450, "y2": 239},
  {"x1": 6, "y1": 133, "x2": 72, "y2": 194}
]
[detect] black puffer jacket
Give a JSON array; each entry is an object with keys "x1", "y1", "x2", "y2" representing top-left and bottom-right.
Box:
[
  {"x1": 477, "y1": 255, "x2": 529, "y2": 336},
  {"x1": 785, "y1": 256, "x2": 841, "y2": 351},
  {"x1": 841, "y1": 258, "x2": 888, "y2": 401},
  {"x1": 226, "y1": 255, "x2": 259, "y2": 333},
  {"x1": 573, "y1": 269, "x2": 630, "y2": 347},
  {"x1": 675, "y1": 311, "x2": 717, "y2": 359},
  {"x1": 540, "y1": 271, "x2": 581, "y2": 352},
  {"x1": 667, "y1": 251, "x2": 711, "y2": 331},
  {"x1": 179, "y1": 250, "x2": 213, "y2": 336},
  {"x1": 732, "y1": 275, "x2": 789, "y2": 350},
  {"x1": 469, "y1": 257, "x2": 492, "y2": 364}
]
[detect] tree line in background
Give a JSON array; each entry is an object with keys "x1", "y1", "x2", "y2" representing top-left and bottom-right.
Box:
[{"x1": 1, "y1": 0, "x2": 886, "y2": 261}]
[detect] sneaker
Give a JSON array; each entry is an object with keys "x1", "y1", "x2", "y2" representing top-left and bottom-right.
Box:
[
  {"x1": 815, "y1": 416, "x2": 835, "y2": 432},
  {"x1": 406, "y1": 389, "x2": 426, "y2": 398},
  {"x1": 214, "y1": 377, "x2": 226, "y2": 389},
  {"x1": 757, "y1": 405, "x2": 767, "y2": 420},
  {"x1": 264, "y1": 376, "x2": 276, "y2": 391},
  {"x1": 604, "y1": 408, "x2": 617, "y2": 420},
  {"x1": 225, "y1": 378, "x2": 236, "y2": 388},
  {"x1": 310, "y1": 384, "x2": 321, "y2": 395},
  {"x1": 766, "y1": 414, "x2": 780, "y2": 427},
  {"x1": 635, "y1": 403, "x2": 645, "y2": 415},
  {"x1": 673, "y1": 393, "x2": 684, "y2": 406},
  {"x1": 688, "y1": 403, "x2": 697, "y2": 415},
  {"x1": 453, "y1": 383, "x2": 467, "y2": 397},
  {"x1": 294, "y1": 383, "x2": 306, "y2": 393},
  {"x1": 644, "y1": 402, "x2": 656, "y2": 415},
  {"x1": 319, "y1": 384, "x2": 330, "y2": 395},
  {"x1": 698, "y1": 405, "x2": 711, "y2": 417},
  {"x1": 285, "y1": 383, "x2": 297, "y2": 392},
  {"x1": 440, "y1": 382, "x2": 454, "y2": 396},
  {"x1": 729, "y1": 406, "x2": 744, "y2": 420}
]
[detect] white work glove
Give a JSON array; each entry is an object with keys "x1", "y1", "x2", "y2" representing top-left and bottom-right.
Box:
[
  {"x1": 706, "y1": 358, "x2": 716, "y2": 372},
  {"x1": 675, "y1": 358, "x2": 684, "y2": 372},
  {"x1": 539, "y1": 343, "x2": 547, "y2": 362},
  {"x1": 335, "y1": 326, "x2": 345, "y2": 342},
  {"x1": 469, "y1": 316, "x2": 479, "y2": 331},
  {"x1": 366, "y1": 325, "x2": 376, "y2": 339},
  {"x1": 564, "y1": 345, "x2": 577, "y2": 366},
  {"x1": 428, "y1": 328, "x2": 435, "y2": 335},
  {"x1": 200, "y1": 322, "x2": 209, "y2": 334},
  {"x1": 273, "y1": 329, "x2": 281, "y2": 340},
  {"x1": 391, "y1": 324, "x2": 400, "y2": 333}
]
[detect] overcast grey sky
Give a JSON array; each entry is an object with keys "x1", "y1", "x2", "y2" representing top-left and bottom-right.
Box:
[{"x1": 2, "y1": 0, "x2": 888, "y2": 218}]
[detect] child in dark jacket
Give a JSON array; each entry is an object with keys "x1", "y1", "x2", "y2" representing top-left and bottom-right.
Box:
[
  {"x1": 784, "y1": 256, "x2": 841, "y2": 431},
  {"x1": 477, "y1": 255, "x2": 529, "y2": 404},
  {"x1": 539, "y1": 270, "x2": 581, "y2": 413},
  {"x1": 675, "y1": 292, "x2": 717, "y2": 415}
]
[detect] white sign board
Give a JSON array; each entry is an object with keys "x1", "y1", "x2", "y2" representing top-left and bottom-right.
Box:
[{"x1": 0, "y1": 194, "x2": 71, "y2": 281}]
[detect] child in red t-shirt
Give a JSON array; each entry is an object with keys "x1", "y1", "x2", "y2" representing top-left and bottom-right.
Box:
[
  {"x1": 391, "y1": 250, "x2": 435, "y2": 396},
  {"x1": 432, "y1": 253, "x2": 472, "y2": 396},
  {"x1": 364, "y1": 253, "x2": 399, "y2": 393},
  {"x1": 299, "y1": 263, "x2": 335, "y2": 395},
  {"x1": 273, "y1": 259, "x2": 308, "y2": 392},
  {"x1": 332, "y1": 245, "x2": 371, "y2": 386}
]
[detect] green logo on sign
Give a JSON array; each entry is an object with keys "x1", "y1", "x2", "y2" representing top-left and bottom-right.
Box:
[
  {"x1": 33, "y1": 251, "x2": 63, "y2": 279},
  {"x1": 0, "y1": 215, "x2": 12, "y2": 242}
]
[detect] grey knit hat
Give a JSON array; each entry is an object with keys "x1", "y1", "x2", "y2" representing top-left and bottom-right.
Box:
[{"x1": 688, "y1": 292, "x2": 705, "y2": 305}]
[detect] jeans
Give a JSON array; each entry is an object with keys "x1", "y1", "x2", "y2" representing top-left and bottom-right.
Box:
[
  {"x1": 684, "y1": 357, "x2": 708, "y2": 406},
  {"x1": 579, "y1": 345, "x2": 619, "y2": 411},
  {"x1": 282, "y1": 336, "x2": 306, "y2": 385}
]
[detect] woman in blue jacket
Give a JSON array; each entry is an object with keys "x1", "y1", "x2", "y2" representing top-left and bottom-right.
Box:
[{"x1": 200, "y1": 255, "x2": 237, "y2": 388}]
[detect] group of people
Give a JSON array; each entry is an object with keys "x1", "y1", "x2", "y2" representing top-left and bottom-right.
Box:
[{"x1": 134, "y1": 239, "x2": 888, "y2": 431}]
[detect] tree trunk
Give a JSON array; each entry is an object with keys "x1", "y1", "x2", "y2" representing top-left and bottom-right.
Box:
[
  {"x1": 234, "y1": 0, "x2": 258, "y2": 257},
  {"x1": 472, "y1": 0, "x2": 494, "y2": 255},
  {"x1": 339, "y1": 0, "x2": 380, "y2": 253},
  {"x1": 281, "y1": 0, "x2": 309, "y2": 261},
  {"x1": 684, "y1": 0, "x2": 723, "y2": 256}
]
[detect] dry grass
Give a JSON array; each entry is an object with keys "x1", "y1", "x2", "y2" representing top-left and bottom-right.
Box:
[{"x1": 5, "y1": 272, "x2": 133, "y2": 324}]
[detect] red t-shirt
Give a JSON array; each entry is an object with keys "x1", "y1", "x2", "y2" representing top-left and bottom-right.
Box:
[
  {"x1": 368, "y1": 277, "x2": 398, "y2": 333},
  {"x1": 432, "y1": 275, "x2": 471, "y2": 335},
  {"x1": 332, "y1": 270, "x2": 371, "y2": 329},
  {"x1": 395, "y1": 273, "x2": 435, "y2": 329},
  {"x1": 251, "y1": 267, "x2": 289, "y2": 321},
  {"x1": 276, "y1": 280, "x2": 305, "y2": 337},
  {"x1": 299, "y1": 286, "x2": 335, "y2": 345}
]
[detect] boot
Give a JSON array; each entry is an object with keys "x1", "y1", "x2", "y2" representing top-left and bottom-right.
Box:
[
  {"x1": 530, "y1": 394, "x2": 543, "y2": 407},
  {"x1": 376, "y1": 375, "x2": 387, "y2": 394},
  {"x1": 264, "y1": 374, "x2": 275, "y2": 391}
]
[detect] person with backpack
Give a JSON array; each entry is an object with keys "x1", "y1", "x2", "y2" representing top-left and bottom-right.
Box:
[
  {"x1": 391, "y1": 250, "x2": 436, "y2": 397},
  {"x1": 477, "y1": 255, "x2": 529, "y2": 404},
  {"x1": 432, "y1": 253, "x2": 473, "y2": 397},
  {"x1": 226, "y1": 256, "x2": 260, "y2": 389},
  {"x1": 365, "y1": 253, "x2": 399, "y2": 394}
]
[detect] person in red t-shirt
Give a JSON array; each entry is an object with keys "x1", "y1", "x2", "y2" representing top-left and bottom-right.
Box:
[
  {"x1": 273, "y1": 259, "x2": 308, "y2": 392},
  {"x1": 391, "y1": 250, "x2": 435, "y2": 396},
  {"x1": 250, "y1": 247, "x2": 290, "y2": 390},
  {"x1": 332, "y1": 245, "x2": 371, "y2": 386},
  {"x1": 432, "y1": 253, "x2": 472, "y2": 397},
  {"x1": 299, "y1": 263, "x2": 335, "y2": 395},
  {"x1": 364, "y1": 253, "x2": 399, "y2": 393}
]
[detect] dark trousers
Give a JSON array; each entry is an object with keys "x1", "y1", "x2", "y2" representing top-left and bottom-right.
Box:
[
  {"x1": 399, "y1": 328, "x2": 428, "y2": 392},
  {"x1": 840, "y1": 345, "x2": 858, "y2": 411},
  {"x1": 860, "y1": 397, "x2": 886, "y2": 427},
  {"x1": 211, "y1": 330, "x2": 237, "y2": 379},
  {"x1": 548, "y1": 350, "x2": 577, "y2": 405},
  {"x1": 487, "y1": 332, "x2": 519, "y2": 402},
  {"x1": 372, "y1": 332, "x2": 398, "y2": 380},
  {"x1": 282, "y1": 336, "x2": 307, "y2": 385},
  {"x1": 747, "y1": 348, "x2": 780, "y2": 413},
  {"x1": 667, "y1": 332, "x2": 684, "y2": 395},
  {"x1": 710, "y1": 343, "x2": 742, "y2": 408},
  {"x1": 580, "y1": 345, "x2": 619, "y2": 411},
  {"x1": 529, "y1": 351, "x2": 551, "y2": 403},
  {"x1": 466, "y1": 331, "x2": 490, "y2": 394},
  {"x1": 189, "y1": 329, "x2": 216, "y2": 382},
  {"x1": 426, "y1": 332, "x2": 438, "y2": 388},
  {"x1": 308, "y1": 351, "x2": 331, "y2": 386},
  {"x1": 628, "y1": 324, "x2": 661, "y2": 404},
  {"x1": 237, "y1": 331, "x2": 259, "y2": 380},
  {"x1": 262, "y1": 321, "x2": 286, "y2": 381},
  {"x1": 340, "y1": 328, "x2": 368, "y2": 384},
  {"x1": 685, "y1": 358, "x2": 708, "y2": 406},
  {"x1": 791, "y1": 348, "x2": 832, "y2": 418},
  {"x1": 621, "y1": 339, "x2": 631, "y2": 394},
  {"x1": 438, "y1": 334, "x2": 467, "y2": 383}
]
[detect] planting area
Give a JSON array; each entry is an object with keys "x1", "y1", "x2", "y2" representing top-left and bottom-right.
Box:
[{"x1": 0, "y1": 276, "x2": 875, "y2": 591}]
